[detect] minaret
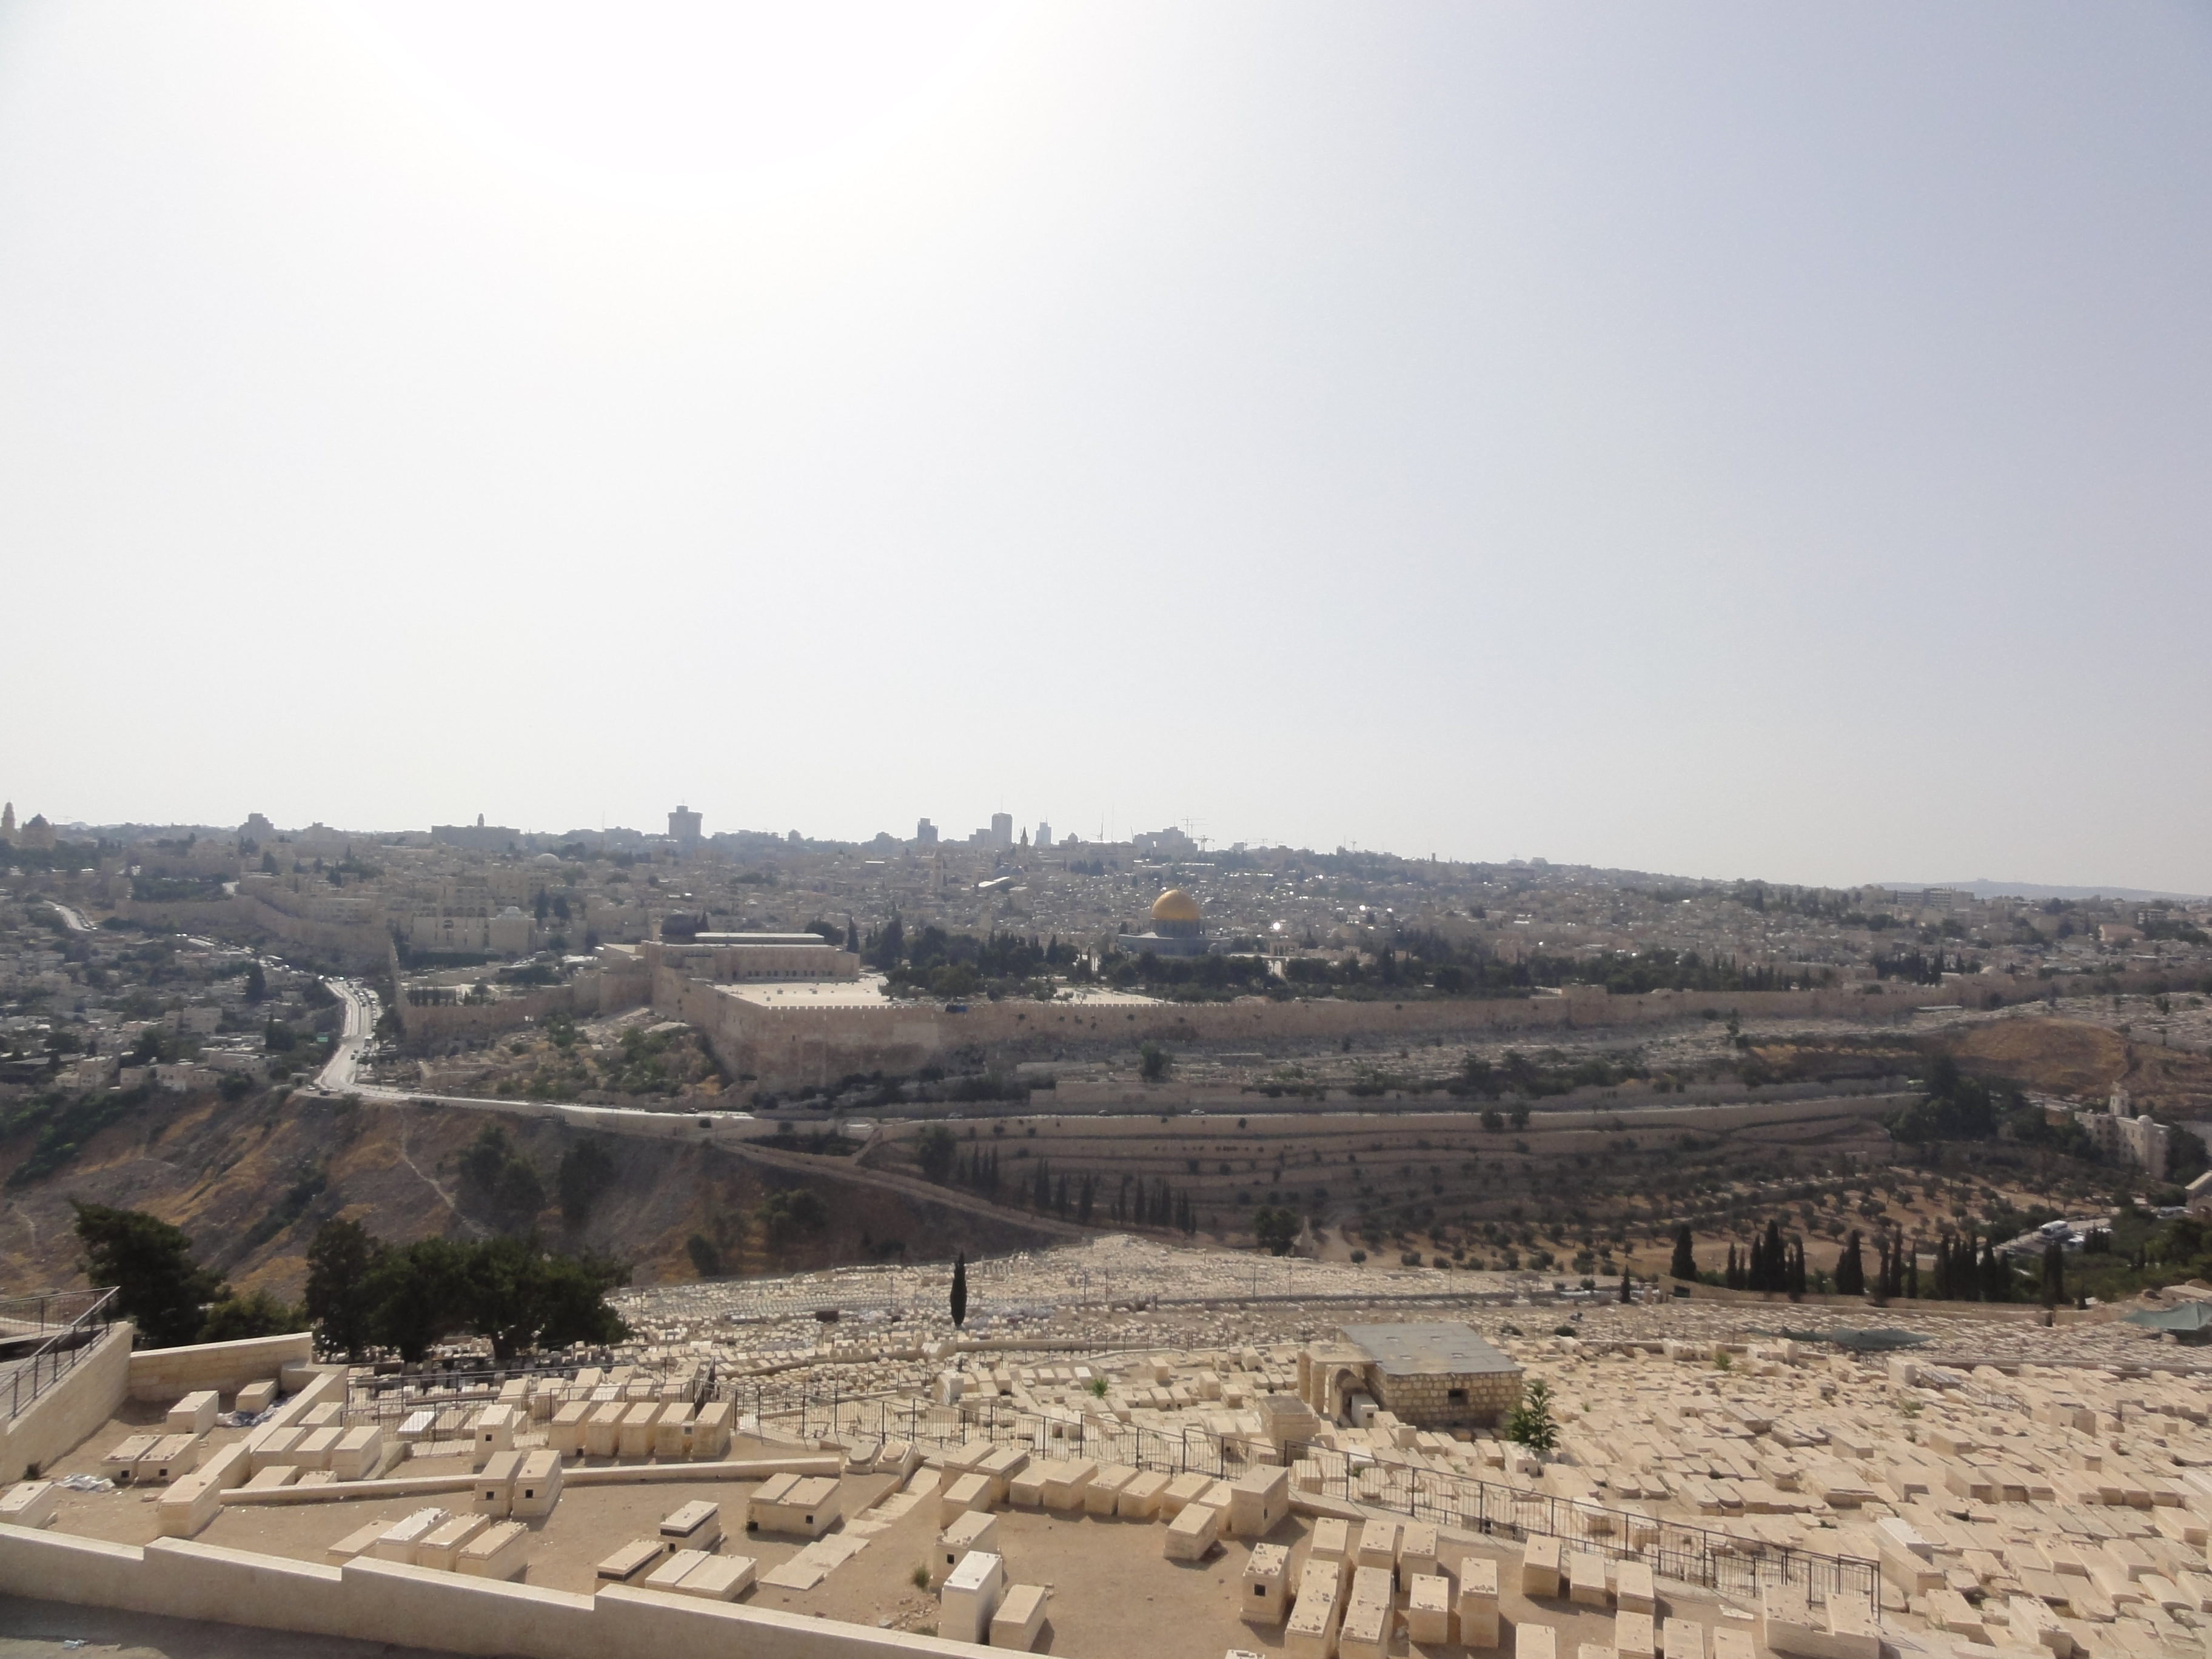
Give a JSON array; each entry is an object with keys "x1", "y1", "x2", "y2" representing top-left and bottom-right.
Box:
[{"x1": 1, "y1": 802, "x2": 13, "y2": 838}]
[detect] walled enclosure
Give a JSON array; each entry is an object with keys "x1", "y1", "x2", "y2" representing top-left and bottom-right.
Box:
[
  {"x1": 0, "y1": 1524, "x2": 988, "y2": 1659},
  {"x1": 125, "y1": 1332, "x2": 313, "y2": 1403},
  {"x1": 654, "y1": 974, "x2": 1972, "y2": 1094},
  {"x1": 0, "y1": 1323, "x2": 133, "y2": 1484}
]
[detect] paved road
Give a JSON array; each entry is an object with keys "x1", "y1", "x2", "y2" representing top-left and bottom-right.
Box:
[
  {"x1": 313, "y1": 976, "x2": 379, "y2": 1093},
  {"x1": 44, "y1": 900, "x2": 93, "y2": 933},
  {"x1": 299, "y1": 980, "x2": 1090, "y2": 1234}
]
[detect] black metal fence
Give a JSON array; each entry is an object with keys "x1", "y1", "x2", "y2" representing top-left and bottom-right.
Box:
[
  {"x1": 1275, "y1": 1441, "x2": 1878, "y2": 1610},
  {"x1": 0, "y1": 1287, "x2": 117, "y2": 1422}
]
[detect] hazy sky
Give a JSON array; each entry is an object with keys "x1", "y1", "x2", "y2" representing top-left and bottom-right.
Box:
[{"x1": 3, "y1": 4, "x2": 2208, "y2": 891}]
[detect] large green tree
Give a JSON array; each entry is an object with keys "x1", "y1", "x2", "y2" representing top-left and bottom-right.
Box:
[
  {"x1": 72, "y1": 1202, "x2": 227, "y2": 1347},
  {"x1": 358, "y1": 1233, "x2": 629, "y2": 1362},
  {"x1": 304, "y1": 1218, "x2": 378, "y2": 1358}
]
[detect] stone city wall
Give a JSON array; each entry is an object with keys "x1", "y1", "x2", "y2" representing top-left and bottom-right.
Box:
[
  {"x1": 114, "y1": 893, "x2": 393, "y2": 970},
  {"x1": 659, "y1": 979, "x2": 2001, "y2": 1093},
  {"x1": 390, "y1": 973, "x2": 603, "y2": 1051}
]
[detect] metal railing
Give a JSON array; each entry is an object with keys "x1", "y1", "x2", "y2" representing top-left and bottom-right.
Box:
[
  {"x1": 1274, "y1": 1441, "x2": 1879, "y2": 1610},
  {"x1": 0, "y1": 1287, "x2": 118, "y2": 1421}
]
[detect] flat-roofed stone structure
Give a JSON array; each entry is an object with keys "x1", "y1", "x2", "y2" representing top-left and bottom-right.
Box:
[{"x1": 1304, "y1": 1322, "x2": 1523, "y2": 1429}]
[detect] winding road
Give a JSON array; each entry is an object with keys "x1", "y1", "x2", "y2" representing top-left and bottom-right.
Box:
[{"x1": 300, "y1": 979, "x2": 1082, "y2": 1236}]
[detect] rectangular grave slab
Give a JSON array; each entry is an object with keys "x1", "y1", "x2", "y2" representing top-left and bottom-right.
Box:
[
  {"x1": 1287, "y1": 1559, "x2": 1342, "y2": 1659},
  {"x1": 597, "y1": 1537, "x2": 668, "y2": 1583},
  {"x1": 1231, "y1": 1466, "x2": 1290, "y2": 1540},
  {"x1": 458, "y1": 1519, "x2": 529, "y2": 1581},
  {"x1": 645, "y1": 1549, "x2": 712, "y2": 1592},
  {"x1": 1118, "y1": 1470, "x2": 1168, "y2": 1518},
  {"x1": 373, "y1": 1508, "x2": 449, "y2": 1563},
  {"x1": 0, "y1": 1481, "x2": 58, "y2": 1528},
  {"x1": 991, "y1": 1583, "x2": 1048, "y2": 1652},
  {"x1": 330, "y1": 1426, "x2": 384, "y2": 1482},
  {"x1": 1085, "y1": 1463, "x2": 1137, "y2": 1515},
  {"x1": 1043, "y1": 1459, "x2": 1097, "y2": 1512},
  {"x1": 474, "y1": 1447, "x2": 521, "y2": 1517},
  {"x1": 941, "y1": 1550, "x2": 1006, "y2": 1646},
  {"x1": 585, "y1": 1400, "x2": 626, "y2": 1458},
  {"x1": 1166, "y1": 1498, "x2": 1220, "y2": 1561},
  {"x1": 167, "y1": 1391, "x2": 219, "y2": 1436},
  {"x1": 1244, "y1": 1541, "x2": 1291, "y2": 1624},
  {"x1": 1339, "y1": 1566, "x2": 1395, "y2": 1659},
  {"x1": 1161, "y1": 1471, "x2": 1213, "y2": 1517},
  {"x1": 418, "y1": 1512, "x2": 489, "y2": 1572},
  {"x1": 936, "y1": 1510, "x2": 1000, "y2": 1589},
  {"x1": 1460, "y1": 1555, "x2": 1501, "y2": 1647},
  {"x1": 660, "y1": 1499, "x2": 720, "y2": 1550},
  {"x1": 939, "y1": 1470, "x2": 993, "y2": 1527},
  {"x1": 1408, "y1": 1572, "x2": 1453, "y2": 1644},
  {"x1": 327, "y1": 1521, "x2": 387, "y2": 1564},
  {"x1": 654, "y1": 1403, "x2": 694, "y2": 1460},
  {"x1": 1524, "y1": 1535, "x2": 1563, "y2": 1598},
  {"x1": 512, "y1": 1448, "x2": 561, "y2": 1519},
  {"x1": 675, "y1": 1553, "x2": 755, "y2": 1601},
  {"x1": 550, "y1": 1401, "x2": 590, "y2": 1456},
  {"x1": 1617, "y1": 1561, "x2": 1656, "y2": 1617},
  {"x1": 618, "y1": 1401, "x2": 660, "y2": 1460},
  {"x1": 102, "y1": 1434, "x2": 158, "y2": 1483}
]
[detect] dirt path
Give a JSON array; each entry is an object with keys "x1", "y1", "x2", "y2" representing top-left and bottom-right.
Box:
[{"x1": 390, "y1": 1106, "x2": 482, "y2": 1237}]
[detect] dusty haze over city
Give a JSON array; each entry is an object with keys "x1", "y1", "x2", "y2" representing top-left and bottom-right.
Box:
[{"x1": 2, "y1": 2, "x2": 2209, "y2": 891}]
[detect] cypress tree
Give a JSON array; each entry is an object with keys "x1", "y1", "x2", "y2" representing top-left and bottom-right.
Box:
[
  {"x1": 950, "y1": 1252, "x2": 967, "y2": 1329},
  {"x1": 1836, "y1": 1231, "x2": 1865, "y2": 1296},
  {"x1": 1980, "y1": 1237, "x2": 2008, "y2": 1302},
  {"x1": 2041, "y1": 1242, "x2": 2065, "y2": 1307},
  {"x1": 1669, "y1": 1225, "x2": 1697, "y2": 1281}
]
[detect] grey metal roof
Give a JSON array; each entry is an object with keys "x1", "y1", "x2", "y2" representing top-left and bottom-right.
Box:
[{"x1": 1338, "y1": 1323, "x2": 1520, "y2": 1376}]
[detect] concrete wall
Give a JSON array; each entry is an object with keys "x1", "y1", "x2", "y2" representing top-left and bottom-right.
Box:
[
  {"x1": 0, "y1": 1322, "x2": 132, "y2": 1483},
  {"x1": 0, "y1": 1522, "x2": 988, "y2": 1659},
  {"x1": 126, "y1": 1332, "x2": 312, "y2": 1403}
]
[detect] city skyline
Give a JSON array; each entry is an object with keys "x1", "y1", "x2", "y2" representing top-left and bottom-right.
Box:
[{"x1": 3, "y1": 793, "x2": 2204, "y2": 901}]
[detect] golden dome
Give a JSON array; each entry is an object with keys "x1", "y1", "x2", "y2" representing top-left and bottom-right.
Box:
[{"x1": 1151, "y1": 888, "x2": 1202, "y2": 924}]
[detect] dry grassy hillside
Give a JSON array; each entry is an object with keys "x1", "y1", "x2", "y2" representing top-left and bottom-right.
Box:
[
  {"x1": 0, "y1": 1088, "x2": 1058, "y2": 1301},
  {"x1": 1937, "y1": 1016, "x2": 2212, "y2": 1113},
  {"x1": 865, "y1": 1094, "x2": 1903, "y2": 1274}
]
